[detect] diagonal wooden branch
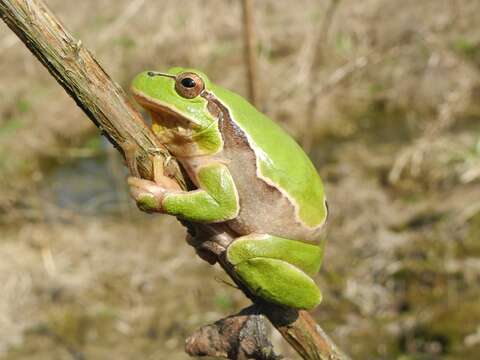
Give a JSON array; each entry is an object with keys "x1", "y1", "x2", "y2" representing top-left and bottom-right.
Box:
[
  {"x1": 241, "y1": 0, "x2": 259, "y2": 108},
  {"x1": 0, "y1": 1, "x2": 350, "y2": 359}
]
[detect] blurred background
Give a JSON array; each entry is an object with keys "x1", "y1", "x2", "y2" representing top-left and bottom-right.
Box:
[{"x1": 0, "y1": 0, "x2": 479, "y2": 359}]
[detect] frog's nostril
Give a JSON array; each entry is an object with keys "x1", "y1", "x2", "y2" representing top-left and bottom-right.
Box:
[{"x1": 147, "y1": 71, "x2": 155, "y2": 77}]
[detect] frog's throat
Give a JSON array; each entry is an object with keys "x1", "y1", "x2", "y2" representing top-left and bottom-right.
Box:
[{"x1": 149, "y1": 107, "x2": 217, "y2": 139}]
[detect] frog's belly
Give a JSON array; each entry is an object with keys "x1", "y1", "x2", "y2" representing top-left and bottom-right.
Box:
[
  {"x1": 225, "y1": 162, "x2": 322, "y2": 243},
  {"x1": 180, "y1": 155, "x2": 321, "y2": 242},
  {"x1": 227, "y1": 175, "x2": 319, "y2": 242}
]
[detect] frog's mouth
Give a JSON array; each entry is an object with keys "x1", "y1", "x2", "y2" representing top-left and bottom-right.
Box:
[{"x1": 132, "y1": 91, "x2": 195, "y2": 131}]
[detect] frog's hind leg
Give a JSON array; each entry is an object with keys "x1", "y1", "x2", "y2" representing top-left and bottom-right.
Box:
[{"x1": 226, "y1": 234, "x2": 324, "y2": 309}]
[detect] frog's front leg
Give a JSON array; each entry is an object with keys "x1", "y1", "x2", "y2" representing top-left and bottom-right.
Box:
[
  {"x1": 226, "y1": 234, "x2": 324, "y2": 310},
  {"x1": 128, "y1": 160, "x2": 239, "y2": 222}
]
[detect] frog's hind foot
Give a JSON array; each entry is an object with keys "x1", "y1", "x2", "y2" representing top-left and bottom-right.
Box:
[{"x1": 226, "y1": 234, "x2": 323, "y2": 309}]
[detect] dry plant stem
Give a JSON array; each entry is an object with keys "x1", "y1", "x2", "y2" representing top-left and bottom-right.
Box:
[
  {"x1": 0, "y1": 1, "x2": 350, "y2": 359},
  {"x1": 302, "y1": 0, "x2": 340, "y2": 152},
  {"x1": 241, "y1": 0, "x2": 259, "y2": 107}
]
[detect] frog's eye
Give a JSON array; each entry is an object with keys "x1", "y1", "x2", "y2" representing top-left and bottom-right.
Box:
[{"x1": 175, "y1": 72, "x2": 205, "y2": 99}]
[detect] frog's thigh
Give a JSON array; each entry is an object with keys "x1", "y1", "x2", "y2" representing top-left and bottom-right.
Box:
[
  {"x1": 227, "y1": 234, "x2": 324, "y2": 276},
  {"x1": 227, "y1": 234, "x2": 323, "y2": 309}
]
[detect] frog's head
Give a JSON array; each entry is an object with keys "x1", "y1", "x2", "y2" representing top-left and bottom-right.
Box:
[{"x1": 131, "y1": 67, "x2": 222, "y2": 157}]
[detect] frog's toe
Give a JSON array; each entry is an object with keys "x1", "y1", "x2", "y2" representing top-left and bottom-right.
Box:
[
  {"x1": 127, "y1": 177, "x2": 166, "y2": 212},
  {"x1": 234, "y1": 258, "x2": 322, "y2": 309}
]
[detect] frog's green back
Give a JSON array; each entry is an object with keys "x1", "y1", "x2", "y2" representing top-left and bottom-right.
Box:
[{"x1": 211, "y1": 84, "x2": 327, "y2": 228}]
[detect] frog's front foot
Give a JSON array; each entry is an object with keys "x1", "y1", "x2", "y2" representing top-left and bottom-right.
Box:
[
  {"x1": 128, "y1": 177, "x2": 168, "y2": 213},
  {"x1": 128, "y1": 151, "x2": 183, "y2": 213}
]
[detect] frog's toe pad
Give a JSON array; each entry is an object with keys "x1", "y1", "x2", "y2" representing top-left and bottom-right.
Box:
[{"x1": 234, "y1": 258, "x2": 322, "y2": 309}]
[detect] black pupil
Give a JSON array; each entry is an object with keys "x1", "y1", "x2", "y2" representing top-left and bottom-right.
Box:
[{"x1": 181, "y1": 77, "x2": 196, "y2": 88}]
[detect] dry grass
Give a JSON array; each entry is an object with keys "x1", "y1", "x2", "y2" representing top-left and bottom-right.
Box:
[{"x1": 1, "y1": 0, "x2": 480, "y2": 359}]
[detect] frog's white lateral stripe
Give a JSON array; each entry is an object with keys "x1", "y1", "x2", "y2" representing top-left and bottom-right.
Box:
[{"x1": 210, "y1": 93, "x2": 326, "y2": 231}]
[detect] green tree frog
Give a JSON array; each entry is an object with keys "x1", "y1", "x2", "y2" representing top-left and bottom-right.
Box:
[{"x1": 128, "y1": 68, "x2": 328, "y2": 309}]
